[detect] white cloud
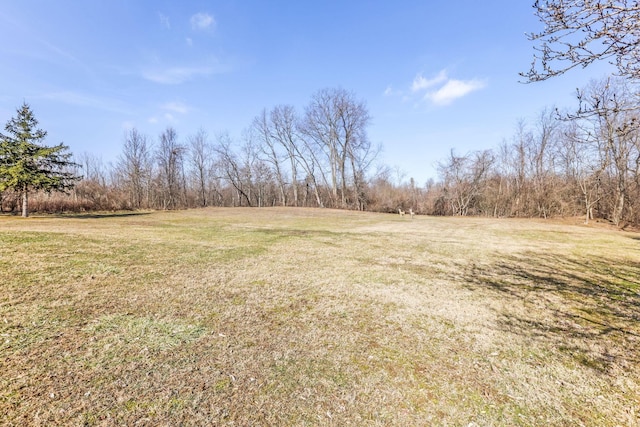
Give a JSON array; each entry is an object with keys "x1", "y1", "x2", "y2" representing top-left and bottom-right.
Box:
[
  {"x1": 191, "y1": 12, "x2": 215, "y2": 31},
  {"x1": 426, "y1": 78, "x2": 487, "y2": 106},
  {"x1": 411, "y1": 70, "x2": 447, "y2": 92},
  {"x1": 158, "y1": 12, "x2": 170, "y2": 29},
  {"x1": 397, "y1": 69, "x2": 487, "y2": 106},
  {"x1": 186, "y1": 37, "x2": 193, "y2": 47},
  {"x1": 142, "y1": 66, "x2": 213, "y2": 84}
]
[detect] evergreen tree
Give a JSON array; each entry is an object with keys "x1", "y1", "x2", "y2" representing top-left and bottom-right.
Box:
[{"x1": 0, "y1": 102, "x2": 80, "y2": 217}]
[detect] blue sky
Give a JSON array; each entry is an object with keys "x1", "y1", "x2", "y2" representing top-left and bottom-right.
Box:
[{"x1": 0, "y1": 1, "x2": 614, "y2": 185}]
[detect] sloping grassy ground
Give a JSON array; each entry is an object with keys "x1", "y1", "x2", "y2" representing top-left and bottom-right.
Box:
[{"x1": 1, "y1": 208, "x2": 638, "y2": 426}]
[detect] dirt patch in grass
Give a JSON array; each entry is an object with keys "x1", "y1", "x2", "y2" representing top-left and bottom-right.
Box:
[{"x1": 1, "y1": 208, "x2": 639, "y2": 426}]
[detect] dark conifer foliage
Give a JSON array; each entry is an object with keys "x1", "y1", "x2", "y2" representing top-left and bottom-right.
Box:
[{"x1": 0, "y1": 103, "x2": 80, "y2": 217}]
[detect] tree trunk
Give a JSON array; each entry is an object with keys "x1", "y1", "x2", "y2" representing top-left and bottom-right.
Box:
[
  {"x1": 585, "y1": 194, "x2": 590, "y2": 224},
  {"x1": 290, "y1": 156, "x2": 299, "y2": 206},
  {"x1": 612, "y1": 189, "x2": 624, "y2": 226},
  {"x1": 22, "y1": 184, "x2": 28, "y2": 218}
]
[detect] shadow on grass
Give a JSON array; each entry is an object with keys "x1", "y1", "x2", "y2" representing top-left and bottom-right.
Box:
[
  {"x1": 54, "y1": 211, "x2": 153, "y2": 219},
  {"x1": 465, "y1": 253, "x2": 640, "y2": 372}
]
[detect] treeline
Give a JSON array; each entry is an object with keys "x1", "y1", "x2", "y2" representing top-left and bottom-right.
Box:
[
  {"x1": 2, "y1": 80, "x2": 639, "y2": 226},
  {"x1": 421, "y1": 78, "x2": 640, "y2": 226},
  {"x1": 1, "y1": 88, "x2": 378, "y2": 213}
]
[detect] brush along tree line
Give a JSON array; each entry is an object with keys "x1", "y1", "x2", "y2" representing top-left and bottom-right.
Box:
[
  {"x1": 432, "y1": 80, "x2": 639, "y2": 226},
  {"x1": 1, "y1": 1, "x2": 640, "y2": 224}
]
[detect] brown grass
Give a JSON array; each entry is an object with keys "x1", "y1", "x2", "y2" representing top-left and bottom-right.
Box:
[{"x1": 1, "y1": 208, "x2": 639, "y2": 426}]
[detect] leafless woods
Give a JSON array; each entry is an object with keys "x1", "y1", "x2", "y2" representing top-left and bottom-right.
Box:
[
  {"x1": 3, "y1": 80, "x2": 640, "y2": 227},
  {"x1": 427, "y1": 78, "x2": 640, "y2": 225},
  {"x1": 12, "y1": 88, "x2": 376, "y2": 213}
]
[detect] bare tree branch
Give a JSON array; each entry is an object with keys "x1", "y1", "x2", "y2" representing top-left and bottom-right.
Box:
[{"x1": 523, "y1": 0, "x2": 640, "y2": 82}]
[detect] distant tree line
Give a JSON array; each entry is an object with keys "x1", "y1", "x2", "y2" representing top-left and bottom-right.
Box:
[
  {"x1": 1, "y1": 81, "x2": 639, "y2": 227},
  {"x1": 421, "y1": 77, "x2": 640, "y2": 226},
  {"x1": 1, "y1": 88, "x2": 379, "y2": 213}
]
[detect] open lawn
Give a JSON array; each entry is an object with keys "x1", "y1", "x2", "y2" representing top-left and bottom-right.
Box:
[{"x1": 1, "y1": 208, "x2": 639, "y2": 426}]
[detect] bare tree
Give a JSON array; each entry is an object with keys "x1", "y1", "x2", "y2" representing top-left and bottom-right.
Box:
[
  {"x1": 438, "y1": 149, "x2": 494, "y2": 216},
  {"x1": 75, "y1": 152, "x2": 111, "y2": 209},
  {"x1": 500, "y1": 120, "x2": 531, "y2": 216},
  {"x1": 530, "y1": 108, "x2": 561, "y2": 218},
  {"x1": 571, "y1": 78, "x2": 639, "y2": 225},
  {"x1": 294, "y1": 139, "x2": 325, "y2": 208},
  {"x1": 156, "y1": 127, "x2": 186, "y2": 210},
  {"x1": 116, "y1": 128, "x2": 152, "y2": 209},
  {"x1": 214, "y1": 132, "x2": 252, "y2": 206},
  {"x1": 252, "y1": 109, "x2": 288, "y2": 206},
  {"x1": 300, "y1": 88, "x2": 372, "y2": 208},
  {"x1": 77, "y1": 152, "x2": 108, "y2": 186},
  {"x1": 188, "y1": 128, "x2": 214, "y2": 207},
  {"x1": 270, "y1": 105, "x2": 302, "y2": 206},
  {"x1": 492, "y1": 140, "x2": 515, "y2": 217},
  {"x1": 558, "y1": 121, "x2": 603, "y2": 223},
  {"x1": 347, "y1": 133, "x2": 378, "y2": 211},
  {"x1": 240, "y1": 131, "x2": 274, "y2": 207},
  {"x1": 300, "y1": 89, "x2": 340, "y2": 205},
  {"x1": 523, "y1": 0, "x2": 640, "y2": 82}
]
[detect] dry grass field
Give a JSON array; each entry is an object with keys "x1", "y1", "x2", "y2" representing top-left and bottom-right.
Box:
[{"x1": 1, "y1": 207, "x2": 639, "y2": 426}]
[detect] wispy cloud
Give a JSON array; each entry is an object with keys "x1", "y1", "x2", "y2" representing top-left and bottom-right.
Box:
[
  {"x1": 37, "y1": 91, "x2": 131, "y2": 114},
  {"x1": 0, "y1": 11, "x2": 88, "y2": 70},
  {"x1": 190, "y1": 12, "x2": 215, "y2": 31},
  {"x1": 411, "y1": 70, "x2": 447, "y2": 92},
  {"x1": 148, "y1": 113, "x2": 178, "y2": 125},
  {"x1": 148, "y1": 101, "x2": 191, "y2": 125},
  {"x1": 141, "y1": 57, "x2": 232, "y2": 84},
  {"x1": 161, "y1": 101, "x2": 189, "y2": 114},
  {"x1": 158, "y1": 12, "x2": 170, "y2": 29},
  {"x1": 142, "y1": 66, "x2": 214, "y2": 84},
  {"x1": 383, "y1": 86, "x2": 393, "y2": 96}
]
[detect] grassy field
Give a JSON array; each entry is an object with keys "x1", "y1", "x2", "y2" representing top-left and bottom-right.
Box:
[{"x1": 1, "y1": 208, "x2": 639, "y2": 426}]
